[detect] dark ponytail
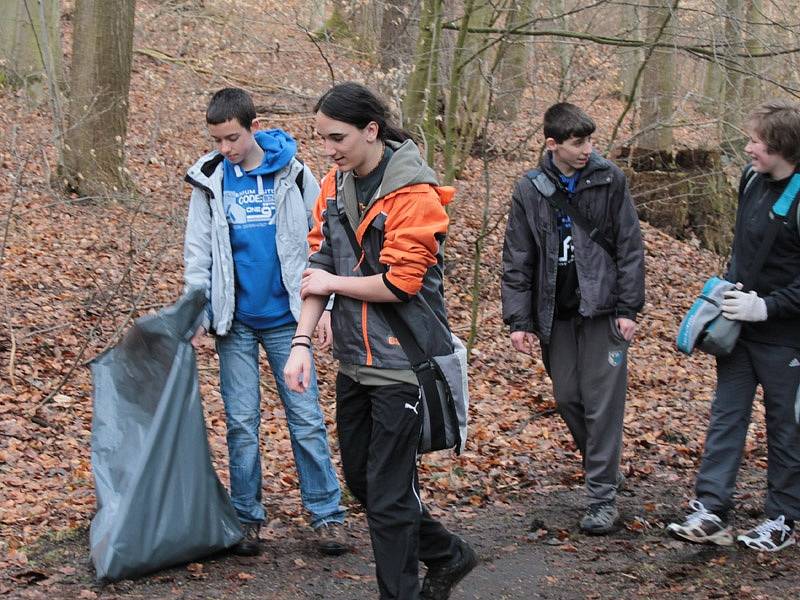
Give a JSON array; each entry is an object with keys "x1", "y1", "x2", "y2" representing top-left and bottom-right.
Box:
[{"x1": 314, "y1": 82, "x2": 413, "y2": 143}]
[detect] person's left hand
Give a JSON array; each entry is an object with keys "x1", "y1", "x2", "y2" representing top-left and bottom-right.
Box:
[
  {"x1": 721, "y1": 289, "x2": 768, "y2": 322},
  {"x1": 616, "y1": 317, "x2": 637, "y2": 342},
  {"x1": 284, "y1": 346, "x2": 313, "y2": 393},
  {"x1": 301, "y1": 268, "x2": 336, "y2": 299},
  {"x1": 315, "y1": 310, "x2": 334, "y2": 351}
]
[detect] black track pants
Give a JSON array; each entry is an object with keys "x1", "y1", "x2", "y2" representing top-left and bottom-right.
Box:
[{"x1": 336, "y1": 373, "x2": 458, "y2": 600}]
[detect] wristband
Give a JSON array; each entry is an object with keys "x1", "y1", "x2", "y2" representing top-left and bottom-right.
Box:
[
  {"x1": 291, "y1": 341, "x2": 311, "y2": 349},
  {"x1": 292, "y1": 334, "x2": 312, "y2": 342}
]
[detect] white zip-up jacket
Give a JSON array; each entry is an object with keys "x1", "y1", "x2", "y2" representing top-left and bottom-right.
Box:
[{"x1": 183, "y1": 151, "x2": 320, "y2": 335}]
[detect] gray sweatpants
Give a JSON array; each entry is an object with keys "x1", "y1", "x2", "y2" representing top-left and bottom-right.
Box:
[
  {"x1": 541, "y1": 315, "x2": 630, "y2": 504},
  {"x1": 695, "y1": 339, "x2": 800, "y2": 520}
]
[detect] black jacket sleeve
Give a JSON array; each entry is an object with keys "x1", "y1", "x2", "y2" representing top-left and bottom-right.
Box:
[
  {"x1": 501, "y1": 180, "x2": 538, "y2": 333},
  {"x1": 610, "y1": 168, "x2": 646, "y2": 319}
]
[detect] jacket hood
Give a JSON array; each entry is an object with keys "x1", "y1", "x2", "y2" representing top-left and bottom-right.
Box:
[
  {"x1": 250, "y1": 129, "x2": 296, "y2": 175},
  {"x1": 186, "y1": 129, "x2": 296, "y2": 186},
  {"x1": 337, "y1": 139, "x2": 453, "y2": 230},
  {"x1": 378, "y1": 139, "x2": 440, "y2": 197}
]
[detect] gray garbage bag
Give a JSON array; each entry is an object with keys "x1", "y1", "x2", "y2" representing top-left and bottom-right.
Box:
[{"x1": 89, "y1": 289, "x2": 242, "y2": 582}]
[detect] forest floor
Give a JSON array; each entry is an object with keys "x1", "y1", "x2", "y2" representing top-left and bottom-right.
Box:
[
  {"x1": 2, "y1": 1, "x2": 799, "y2": 599},
  {"x1": 8, "y1": 463, "x2": 800, "y2": 599}
]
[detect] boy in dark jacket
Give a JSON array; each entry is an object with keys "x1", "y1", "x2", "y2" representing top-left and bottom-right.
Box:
[
  {"x1": 668, "y1": 100, "x2": 800, "y2": 552},
  {"x1": 501, "y1": 103, "x2": 645, "y2": 534}
]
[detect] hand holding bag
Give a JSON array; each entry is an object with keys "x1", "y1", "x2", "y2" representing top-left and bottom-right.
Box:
[
  {"x1": 676, "y1": 277, "x2": 741, "y2": 356},
  {"x1": 676, "y1": 170, "x2": 800, "y2": 357}
]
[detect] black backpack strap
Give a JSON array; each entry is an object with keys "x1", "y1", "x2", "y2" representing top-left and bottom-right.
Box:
[
  {"x1": 741, "y1": 164, "x2": 758, "y2": 197},
  {"x1": 294, "y1": 158, "x2": 305, "y2": 197},
  {"x1": 794, "y1": 191, "x2": 800, "y2": 236},
  {"x1": 328, "y1": 198, "x2": 448, "y2": 448},
  {"x1": 739, "y1": 171, "x2": 800, "y2": 289},
  {"x1": 525, "y1": 170, "x2": 615, "y2": 258}
]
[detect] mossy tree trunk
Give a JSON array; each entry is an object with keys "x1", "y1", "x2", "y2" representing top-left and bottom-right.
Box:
[
  {"x1": 489, "y1": 0, "x2": 533, "y2": 122},
  {"x1": 403, "y1": 0, "x2": 442, "y2": 139},
  {"x1": 0, "y1": 0, "x2": 62, "y2": 105},
  {"x1": 443, "y1": 0, "x2": 514, "y2": 184}
]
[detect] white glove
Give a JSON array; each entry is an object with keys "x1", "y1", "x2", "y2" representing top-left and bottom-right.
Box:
[{"x1": 721, "y1": 290, "x2": 767, "y2": 322}]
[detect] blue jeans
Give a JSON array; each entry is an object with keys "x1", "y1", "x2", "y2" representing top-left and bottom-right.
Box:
[{"x1": 216, "y1": 320, "x2": 345, "y2": 527}]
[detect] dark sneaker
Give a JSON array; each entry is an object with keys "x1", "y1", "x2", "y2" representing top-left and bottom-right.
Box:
[
  {"x1": 580, "y1": 501, "x2": 619, "y2": 535},
  {"x1": 315, "y1": 522, "x2": 349, "y2": 556},
  {"x1": 421, "y1": 537, "x2": 478, "y2": 600},
  {"x1": 667, "y1": 500, "x2": 733, "y2": 546},
  {"x1": 231, "y1": 522, "x2": 262, "y2": 557},
  {"x1": 737, "y1": 516, "x2": 796, "y2": 552}
]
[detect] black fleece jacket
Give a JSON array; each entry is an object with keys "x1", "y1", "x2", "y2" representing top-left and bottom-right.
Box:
[{"x1": 727, "y1": 165, "x2": 800, "y2": 348}]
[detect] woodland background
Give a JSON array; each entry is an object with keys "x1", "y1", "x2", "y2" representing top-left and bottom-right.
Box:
[{"x1": 1, "y1": 1, "x2": 800, "y2": 598}]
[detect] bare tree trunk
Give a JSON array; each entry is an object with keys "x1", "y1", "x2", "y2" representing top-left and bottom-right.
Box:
[
  {"x1": 549, "y1": 0, "x2": 573, "y2": 101},
  {"x1": 403, "y1": 0, "x2": 442, "y2": 135},
  {"x1": 376, "y1": 0, "x2": 416, "y2": 101},
  {"x1": 742, "y1": 0, "x2": 763, "y2": 108},
  {"x1": 443, "y1": 0, "x2": 479, "y2": 185},
  {"x1": 490, "y1": 0, "x2": 533, "y2": 122},
  {"x1": 303, "y1": 0, "x2": 328, "y2": 32},
  {"x1": 720, "y1": 0, "x2": 744, "y2": 153},
  {"x1": 618, "y1": 1, "x2": 643, "y2": 101},
  {"x1": 0, "y1": 0, "x2": 62, "y2": 104},
  {"x1": 62, "y1": 0, "x2": 136, "y2": 198},
  {"x1": 638, "y1": 0, "x2": 677, "y2": 152},
  {"x1": 353, "y1": 2, "x2": 381, "y2": 56},
  {"x1": 379, "y1": 0, "x2": 414, "y2": 72}
]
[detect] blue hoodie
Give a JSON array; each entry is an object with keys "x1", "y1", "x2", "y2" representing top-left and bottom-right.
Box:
[{"x1": 222, "y1": 129, "x2": 297, "y2": 330}]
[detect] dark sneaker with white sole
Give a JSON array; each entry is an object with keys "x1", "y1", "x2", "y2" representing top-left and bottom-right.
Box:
[
  {"x1": 667, "y1": 500, "x2": 733, "y2": 546},
  {"x1": 737, "y1": 516, "x2": 796, "y2": 552},
  {"x1": 580, "y1": 501, "x2": 619, "y2": 535},
  {"x1": 421, "y1": 537, "x2": 478, "y2": 600}
]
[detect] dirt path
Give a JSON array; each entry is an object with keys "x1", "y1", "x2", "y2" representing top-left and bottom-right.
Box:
[{"x1": 6, "y1": 463, "x2": 799, "y2": 600}]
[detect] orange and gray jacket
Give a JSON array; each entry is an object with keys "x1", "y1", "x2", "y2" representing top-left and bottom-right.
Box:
[
  {"x1": 308, "y1": 139, "x2": 455, "y2": 369},
  {"x1": 501, "y1": 151, "x2": 645, "y2": 343}
]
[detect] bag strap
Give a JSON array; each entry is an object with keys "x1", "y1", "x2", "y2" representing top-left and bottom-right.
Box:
[
  {"x1": 525, "y1": 170, "x2": 616, "y2": 258},
  {"x1": 329, "y1": 197, "x2": 429, "y2": 361},
  {"x1": 739, "y1": 171, "x2": 800, "y2": 290},
  {"x1": 294, "y1": 158, "x2": 305, "y2": 198},
  {"x1": 330, "y1": 197, "x2": 448, "y2": 447}
]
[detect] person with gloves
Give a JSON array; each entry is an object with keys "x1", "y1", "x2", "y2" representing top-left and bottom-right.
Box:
[{"x1": 668, "y1": 100, "x2": 800, "y2": 553}]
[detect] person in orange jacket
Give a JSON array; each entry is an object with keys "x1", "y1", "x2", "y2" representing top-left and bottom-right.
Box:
[{"x1": 284, "y1": 82, "x2": 476, "y2": 600}]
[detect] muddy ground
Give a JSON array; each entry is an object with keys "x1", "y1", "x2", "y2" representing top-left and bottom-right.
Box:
[{"x1": 3, "y1": 461, "x2": 798, "y2": 600}]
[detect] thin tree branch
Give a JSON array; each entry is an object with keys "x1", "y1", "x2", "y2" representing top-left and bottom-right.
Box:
[
  {"x1": 439, "y1": 24, "x2": 800, "y2": 59},
  {"x1": 299, "y1": 26, "x2": 335, "y2": 87}
]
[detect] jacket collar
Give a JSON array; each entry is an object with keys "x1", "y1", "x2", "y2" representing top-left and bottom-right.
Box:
[{"x1": 539, "y1": 150, "x2": 609, "y2": 184}]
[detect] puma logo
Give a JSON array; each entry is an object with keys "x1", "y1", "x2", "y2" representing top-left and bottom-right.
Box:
[{"x1": 404, "y1": 401, "x2": 419, "y2": 415}]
